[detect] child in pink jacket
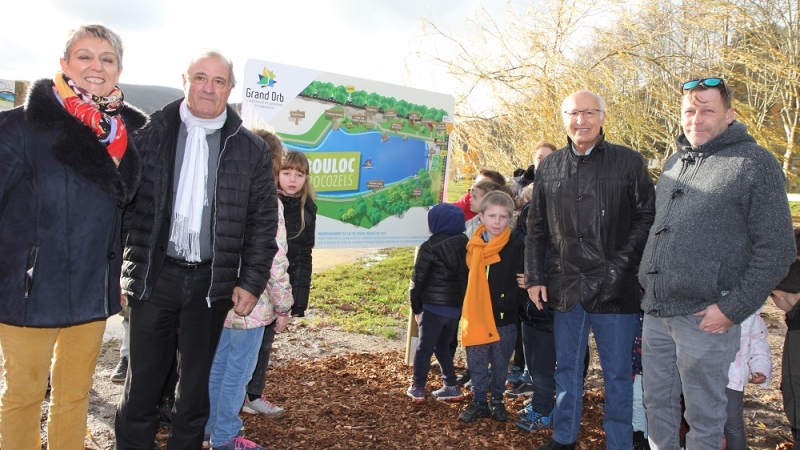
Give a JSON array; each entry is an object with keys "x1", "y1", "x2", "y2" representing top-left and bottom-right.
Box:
[{"x1": 724, "y1": 307, "x2": 772, "y2": 450}]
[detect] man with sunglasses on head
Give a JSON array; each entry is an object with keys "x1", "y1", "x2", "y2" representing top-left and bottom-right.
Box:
[
  {"x1": 524, "y1": 90, "x2": 655, "y2": 450},
  {"x1": 639, "y1": 77, "x2": 795, "y2": 449}
]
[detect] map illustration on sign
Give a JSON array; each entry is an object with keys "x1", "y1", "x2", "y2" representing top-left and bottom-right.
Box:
[{"x1": 242, "y1": 59, "x2": 455, "y2": 249}]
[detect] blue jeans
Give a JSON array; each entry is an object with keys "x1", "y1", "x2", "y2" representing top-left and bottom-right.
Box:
[
  {"x1": 553, "y1": 302, "x2": 638, "y2": 449},
  {"x1": 521, "y1": 320, "x2": 556, "y2": 415},
  {"x1": 465, "y1": 324, "x2": 517, "y2": 401},
  {"x1": 412, "y1": 310, "x2": 460, "y2": 387},
  {"x1": 206, "y1": 326, "x2": 265, "y2": 447},
  {"x1": 642, "y1": 313, "x2": 739, "y2": 450},
  {"x1": 632, "y1": 374, "x2": 646, "y2": 435}
]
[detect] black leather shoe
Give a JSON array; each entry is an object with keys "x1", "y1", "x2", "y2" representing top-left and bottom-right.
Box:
[{"x1": 536, "y1": 438, "x2": 576, "y2": 450}]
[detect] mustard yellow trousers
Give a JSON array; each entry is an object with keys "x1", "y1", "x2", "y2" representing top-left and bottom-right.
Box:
[{"x1": 0, "y1": 320, "x2": 106, "y2": 450}]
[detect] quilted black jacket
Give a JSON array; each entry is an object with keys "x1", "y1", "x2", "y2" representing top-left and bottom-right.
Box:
[
  {"x1": 121, "y1": 98, "x2": 277, "y2": 304},
  {"x1": 409, "y1": 233, "x2": 467, "y2": 314}
]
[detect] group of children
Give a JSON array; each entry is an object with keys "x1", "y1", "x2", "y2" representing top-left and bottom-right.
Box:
[
  {"x1": 408, "y1": 185, "x2": 528, "y2": 423},
  {"x1": 408, "y1": 170, "x2": 786, "y2": 450}
]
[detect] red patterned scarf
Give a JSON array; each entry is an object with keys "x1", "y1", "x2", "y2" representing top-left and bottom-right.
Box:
[{"x1": 53, "y1": 72, "x2": 128, "y2": 167}]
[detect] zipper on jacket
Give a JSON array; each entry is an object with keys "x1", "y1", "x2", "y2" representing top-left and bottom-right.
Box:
[
  {"x1": 600, "y1": 181, "x2": 606, "y2": 217},
  {"x1": 24, "y1": 246, "x2": 39, "y2": 299},
  {"x1": 207, "y1": 124, "x2": 243, "y2": 307},
  {"x1": 553, "y1": 181, "x2": 562, "y2": 235},
  {"x1": 104, "y1": 208, "x2": 121, "y2": 316},
  {"x1": 25, "y1": 132, "x2": 48, "y2": 301}
]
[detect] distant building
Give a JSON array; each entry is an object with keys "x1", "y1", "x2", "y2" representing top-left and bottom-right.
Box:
[{"x1": 0, "y1": 79, "x2": 26, "y2": 111}]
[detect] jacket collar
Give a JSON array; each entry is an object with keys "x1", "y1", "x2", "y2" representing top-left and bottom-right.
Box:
[
  {"x1": 156, "y1": 97, "x2": 243, "y2": 139},
  {"x1": 24, "y1": 78, "x2": 146, "y2": 203},
  {"x1": 565, "y1": 129, "x2": 606, "y2": 157},
  {"x1": 675, "y1": 121, "x2": 754, "y2": 159}
]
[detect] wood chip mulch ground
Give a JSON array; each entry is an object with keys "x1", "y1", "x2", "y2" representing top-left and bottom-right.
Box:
[
  {"x1": 155, "y1": 351, "x2": 602, "y2": 449},
  {"x1": 154, "y1": 348, "x2": 798, "y2": 449}
]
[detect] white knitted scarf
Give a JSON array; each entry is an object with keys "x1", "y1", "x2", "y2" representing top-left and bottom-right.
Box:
[{"x1": 170, "y1": 100, "x2": 226, "y2": 262}]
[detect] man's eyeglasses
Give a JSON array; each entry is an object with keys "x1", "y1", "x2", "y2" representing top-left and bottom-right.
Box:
[
  {"x1": 563, "y1": 109, "x2": 603, "y2": 119},
  {"x1": 682, "y1": 77, "x2": 725, "y2": 91}
]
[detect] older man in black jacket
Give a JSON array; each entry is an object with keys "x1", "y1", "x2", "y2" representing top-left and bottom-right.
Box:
[
  {"x1": 115, "y1": 51, "x2": 277, "y2": 450},
  {"x1": 525, "y1": 90, "x2": 655, "y2": 450}
]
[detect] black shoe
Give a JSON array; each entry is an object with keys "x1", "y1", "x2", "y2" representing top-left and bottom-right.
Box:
[
  {"x1": 110, "y1": 356, "x2": 128, "y2": 383},
  {"x1": 158, "y1": 396, "x2": 174, "y2": 427},
  {"x1": 458, "y1": 401, "x2": 491, "y2": 423},
  {"x1": 489, "y1": 397, "x2": 508, "y2": 422},
  {"x1": 633, "y1": 431, "x2": 650, "y2": 450},
  {"x1": 504, "y1": 380, "x2": 535, "y2": 398},
  {"x1": 456, "y1": 371, "x2": 471, "y2": 386},
  {"x1": 536, "y1": 438, "x2": 576, "y2": 450}
]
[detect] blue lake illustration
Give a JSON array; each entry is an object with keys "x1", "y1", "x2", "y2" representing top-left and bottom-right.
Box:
[{"x1": 286, "y1": 128, "x2": 430, "y2": 197}]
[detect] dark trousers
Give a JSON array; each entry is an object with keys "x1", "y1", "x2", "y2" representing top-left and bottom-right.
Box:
[
  {"x1": 465, "y1": 324, "x2": 518, "y2": 401},
  {"x1": 724, "y1": 387, "x2": 747, "y2": 450},
  {"x1": 246, "y1": 320, "x2": 277, "y2": 397},
  {"x1": 412, "y1": 310, "x2": 460, "y2": 388},
  {"x1": 783, "y1": 328, "x2": 800, "y2": 433},
  {"x1": 514, "y1": 316, "x2": 525, "y2": 369},
  {"x1": 115, "y1": 263, "x2": 228, "y2": 450},
  {"x1": 521, "y1": 320, "x2": 557, "y2": 414}
]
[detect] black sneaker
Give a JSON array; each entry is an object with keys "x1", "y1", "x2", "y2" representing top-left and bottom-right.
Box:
[
  {"x1": 456, "y1": 371, "x2": 471, "y2": 386},
  {"x1": 458, "y1": 401, "x2": 491, "y2": 423},
  {"x1": 489, "y1": 397, "x2": 508, "y2": 422},
  {"x1": 110, "y1": 356, "x2": 128, "y2": 383},
  {"x1": 504, "y1": 380, "x2": 534, "y2": 398}
]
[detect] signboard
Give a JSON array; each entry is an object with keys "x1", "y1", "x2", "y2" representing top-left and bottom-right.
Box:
[{"x1": 242, "y1": 59, "x2": 455, "y2": 249}]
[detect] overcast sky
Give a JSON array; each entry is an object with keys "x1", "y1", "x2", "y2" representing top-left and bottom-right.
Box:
[{"x1": 1, "y1": 0, "x2": 506, "y2": 104}]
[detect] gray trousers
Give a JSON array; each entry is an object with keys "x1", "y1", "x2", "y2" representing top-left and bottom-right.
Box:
[{"x1": 642, "y1": 314, "x2": 739, "y2": 450}]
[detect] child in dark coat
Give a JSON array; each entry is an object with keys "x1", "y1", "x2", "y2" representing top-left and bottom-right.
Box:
[
  {"x1": 407, "y1": 203, "x2": 467, "y2": 402},
  {"x1": 437, "y1": 191, "x2": 527, "y2": 423}
]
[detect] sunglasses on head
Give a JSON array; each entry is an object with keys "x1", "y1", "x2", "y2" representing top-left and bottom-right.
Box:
[{"x1": 682, "y1": 77, "x2": 725, "y2": 91}]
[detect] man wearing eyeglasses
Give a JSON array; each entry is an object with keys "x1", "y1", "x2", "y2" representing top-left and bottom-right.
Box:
[
  {"x1": 524, "y1": 90, "x2": 655, "y2": 450},
  {"x1": 638, "y1": 77, "x2": 795, "y2": 449}
]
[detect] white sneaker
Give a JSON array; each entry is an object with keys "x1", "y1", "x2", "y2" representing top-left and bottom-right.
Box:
[{"x1": 241, "y1": 396, "x2": 286, "y2": 418}]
